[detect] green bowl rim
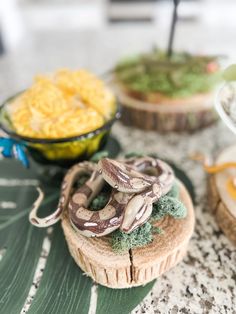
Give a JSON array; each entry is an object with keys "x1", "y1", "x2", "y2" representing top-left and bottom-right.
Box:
[{"x1": 0, "y1": 92, "x2": 121, "y2": 144}]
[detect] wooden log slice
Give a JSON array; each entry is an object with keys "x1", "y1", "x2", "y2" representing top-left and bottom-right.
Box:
[
  {"x1": 61, "y1": 180, "x2": 195, "y2": 288},
  {"x1": 208, "y1": 145, "x2": 236, "y2": 245},
  {"x1": 114, "y1": 84, "x2": 217, "y2": 133}
]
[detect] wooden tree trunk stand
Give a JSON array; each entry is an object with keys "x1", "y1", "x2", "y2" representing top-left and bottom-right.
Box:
[
  {"x1": 208, "y1": 145, "x2": 236, "y2": 245},
  {"x1": 114, "y1": 85, "x2": 217, "y2": 133},
  {"x1": 61, "y1": 180, "x2": 195, "y2": 288}
]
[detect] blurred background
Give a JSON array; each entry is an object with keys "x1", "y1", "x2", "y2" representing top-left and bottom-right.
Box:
[{"x1": 0, "y1": 0, "x2": 234, "y2": 100}]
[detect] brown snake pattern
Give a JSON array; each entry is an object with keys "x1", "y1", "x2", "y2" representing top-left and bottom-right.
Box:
[{"x1": 29, "y1": 157, "x2": 174, "y2": 237}]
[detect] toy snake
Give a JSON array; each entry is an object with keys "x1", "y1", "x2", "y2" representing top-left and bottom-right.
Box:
[{"x1": 29, "y1": 157, "x2": 174, "y2": 237}]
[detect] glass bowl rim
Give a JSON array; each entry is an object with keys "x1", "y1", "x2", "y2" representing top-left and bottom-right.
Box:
[{"x1": 0, "y1": 92, "x2": 121, "y2": 144}]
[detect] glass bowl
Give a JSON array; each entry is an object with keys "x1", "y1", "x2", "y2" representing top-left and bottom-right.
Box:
[{"x1": 0, "y1": 93, "x2": 121, "y2": 167}]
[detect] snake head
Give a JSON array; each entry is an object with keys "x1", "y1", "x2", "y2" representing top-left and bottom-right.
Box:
[{"x1": 98, "y1": 158, "x2": 153, "y2": 193}]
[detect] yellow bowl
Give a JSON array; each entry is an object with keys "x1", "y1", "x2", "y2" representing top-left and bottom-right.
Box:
[{"x1": 0, "y1": 93, "x2": 120, "y2": 167}]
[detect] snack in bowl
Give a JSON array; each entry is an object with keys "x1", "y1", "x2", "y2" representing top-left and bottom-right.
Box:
[
  {"x1": 0, "y1": 69, "x2": 119, "y2": 165},
  {"x1": 113, "y1": 50, "x2": 220, "y2": 132},
  {"x1": 29, "y1": 155, "x2": 195, "y2": 288}
]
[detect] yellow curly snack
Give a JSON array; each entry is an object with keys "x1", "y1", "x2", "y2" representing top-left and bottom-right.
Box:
[{"x1": 7, "y1": 69, "x2": 116, "y2": 139}]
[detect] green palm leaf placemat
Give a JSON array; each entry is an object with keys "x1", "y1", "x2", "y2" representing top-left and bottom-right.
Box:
[{"x1": 0, "y1": 147, "x2": 194, "y2": 314}]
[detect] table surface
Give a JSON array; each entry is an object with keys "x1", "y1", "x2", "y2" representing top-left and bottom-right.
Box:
[{"x1": 0, "y1": 25, "x2": 236, "y2": 314}]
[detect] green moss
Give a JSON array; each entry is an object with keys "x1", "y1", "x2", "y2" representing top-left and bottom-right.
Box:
[
  {"x1": 151, "y1": 195, "x2": 187, "y2": 221},
  {"x1": 115, "y1": 50, "x2": 220, "y2": 98},
  {"x1": 90, "y1": 193, "x2": 110, "y2": 211},
  {"x1": 90, "y1": 150, "x2": 109, "y2": 163},
  {"x1": 76, "y1": 174, "x2": 110, "y2": 211},
  {"x1": 111, "y1": 222, "x2": 153, "y2": 253},
  {"x1": 166, "y1": 181, "x2": 179, "y2": 198},
  {"x1": 124, "y1": 152, "x2": 145, "y2": 158},
  {"x1": 110, "y1": 190, "x2": 188, "y2": 253},
  {"x1": 77, "y1": 175, "x2": 90, "y2": 188}
]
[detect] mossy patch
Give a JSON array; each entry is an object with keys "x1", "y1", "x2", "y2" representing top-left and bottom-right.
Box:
[
  {"x1": 90, "y1": 150, "x2": 109, "y2": 163},
  {"x1": 90, "y1": 193, "x2": 110, "y2": 211},
  {"x1": 76, "y1": 175, "x2": 90, "y2": 188},
  {"x1": 115, "y1": 50, "x2": 220, "y2": 98},
  {"x1": 111, "y1": 182, "x2": 187, "y2": 253},
  {"x1": 124, "y1": 152, "x2": 145, "y2": 159},
  {"x1": 151, "y1": 196, "x2": 187, "y2": 221},
  {"x1": 166, "y1": 181, "x2": 179, "y2": 198},
  {"x1": 111, "y1": 222, "x2": 153, "y2": 253}
]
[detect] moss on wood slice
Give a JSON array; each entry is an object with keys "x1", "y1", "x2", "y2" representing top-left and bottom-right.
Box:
[
  {"x1": 114, "y1": 83, "x2": 217, "y2": 132},
  {"x1": 61, "y1": 180, "x2": 195, "y2": 288}
]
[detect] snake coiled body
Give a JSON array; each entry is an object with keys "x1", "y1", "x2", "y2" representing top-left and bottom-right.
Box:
[{"x1": 29, "y1": 157, "x2": 174, "y2": 237}]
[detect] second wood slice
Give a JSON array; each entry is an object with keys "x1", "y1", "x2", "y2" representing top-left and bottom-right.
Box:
[
  {"x1": 115, "y1": 85, "x2": 217, "y2": 132},
  {"x1": 208, "y1": 145, "x2": 236, "y2": 245}
]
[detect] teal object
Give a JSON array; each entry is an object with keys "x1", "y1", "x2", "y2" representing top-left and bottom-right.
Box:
[{"x1": 0, "y1": 137, "x2": 29, "y2": 167}]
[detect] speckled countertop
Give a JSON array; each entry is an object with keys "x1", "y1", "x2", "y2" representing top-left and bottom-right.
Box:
[
  {"x1": 113, "y1": 122, "x2": 236, "y2": 314},
  {"x1": 0, "y1": 25, "x2": 236, "y2": 314}
]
